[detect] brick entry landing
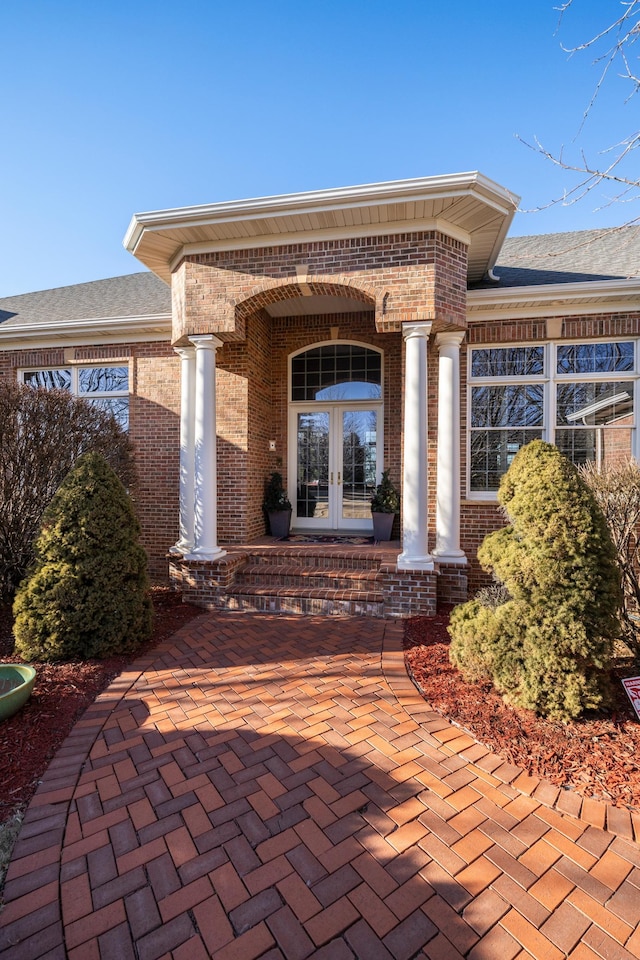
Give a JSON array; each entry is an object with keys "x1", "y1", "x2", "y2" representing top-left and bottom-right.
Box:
[
  {"x1": 169, "y1": 540, "x2": 454, "y2": 618},
  {"x1": 2, "y1": 612, "x2": 640, "y2": 959}
]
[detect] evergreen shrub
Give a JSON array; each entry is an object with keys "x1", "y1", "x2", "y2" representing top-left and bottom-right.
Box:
[
  {"x1": 370, "y1": 469, "x2": 400, "y2": 513},
  {"x1": 13, "y1": 452, "x2": 153, "y2": 661},
  {"x1": 448, "y1": 440, "x2": 621, "y2": 720}
]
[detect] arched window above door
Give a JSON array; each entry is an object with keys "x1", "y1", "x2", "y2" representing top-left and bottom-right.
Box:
[{"x1": 291, "y1": 344, "x2": 382, "y2": 402}]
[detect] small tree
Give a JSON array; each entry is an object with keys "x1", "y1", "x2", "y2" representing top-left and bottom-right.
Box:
[
  {"x1": 370, "y1": 470, "x2": 400, "y2": 514},
  {"x1": 580, "y1": 459, "x2": 640, "y2": 659},
  {"x1": 13, "y1": 452, "x2": 152, "y2": 661},
  {"x1": 262, "y1": 472, "x2": 292, "y2": 512},
  {"x1": 449, "y1": 441, "x2": 621, "y2": 721},
  {"x1": 0, "y1": 381, "x2": 135, "y2": 600}
]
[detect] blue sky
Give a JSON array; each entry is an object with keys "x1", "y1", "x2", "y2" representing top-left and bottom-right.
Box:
[{"x1": 1, "y1": 0, "x2": 637, "y2": 297}]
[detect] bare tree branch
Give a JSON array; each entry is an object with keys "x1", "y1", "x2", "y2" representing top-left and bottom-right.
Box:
[{"x1": 522, "y1": 1, "x2": 640, "y2": 215}]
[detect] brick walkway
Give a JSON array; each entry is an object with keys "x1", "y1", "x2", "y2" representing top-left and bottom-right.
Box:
[{"x1": 1, "y1": 611, "x2": 640, "y2": 960}]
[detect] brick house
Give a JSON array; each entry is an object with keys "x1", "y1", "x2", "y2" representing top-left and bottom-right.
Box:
[{"x1": 1, "y1": 173, "x2": 639, "y2": 616}]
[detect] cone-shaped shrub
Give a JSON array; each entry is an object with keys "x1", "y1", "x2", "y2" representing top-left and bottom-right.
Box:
[
  {"x1": 13, "y1": 452, "x2": 153, "y2": 661},
  {"x1": 449, "y1": 440, "x2": 621, "y2": 720}
]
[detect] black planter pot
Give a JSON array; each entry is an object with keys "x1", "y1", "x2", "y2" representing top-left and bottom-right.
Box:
[
  {"x1": 372, "y1": 511, "x2": 395, "y2": 542},
  {"x1": 268, "y1": 509, "x2": 292, "y2": 539}
]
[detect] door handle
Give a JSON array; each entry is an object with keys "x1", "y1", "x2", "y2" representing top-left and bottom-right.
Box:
[
  {"x1": 338, "y1": 472, "x2": 342, "y2": 485},
  {"x1": 330, "y1": 472, "x2": 334, "y2": 485}
]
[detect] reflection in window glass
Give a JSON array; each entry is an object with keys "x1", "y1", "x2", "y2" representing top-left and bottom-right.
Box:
[
  {"x1": 88, "y1": 397, "x2": 129, "y2": 431},
  {"x1": 342, "y1": 409, "x2": 377, "y2": 520},
  {"x1": 557, "y1": 342, "x2": 634, "y2": 374},
  {"x1": 471, "y1": 385, "x2": 544, "y2": 428},
  {"x1": 79, "y1": 366, "x2": 128, "y2": 394},
  {"x1": 557, "y1": 382, "x2": 633, "y2": 426},
  {"x1": 23, "y1": 369, "x2": 72, "y2": 390},
  {"x1": 471, "y1": 429, "x2": 544, "y2": 491},
  {"x1": 296, "y1": 412, "x2": 330, "y2": 519},
  {"x1": 471, "y1": 346, "x2": 544, "y2": 378},
  {"x1": 469, "y1": 339, "x2": 637, "y2": 492}
]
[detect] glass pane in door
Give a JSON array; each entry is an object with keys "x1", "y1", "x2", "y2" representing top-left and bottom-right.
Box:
[
  {"x1": 296, "y1": 412, "x2": 330, "y2": 521},
  {"x1": 342, "y1": 409, "x2": 377, "y2": 520}
]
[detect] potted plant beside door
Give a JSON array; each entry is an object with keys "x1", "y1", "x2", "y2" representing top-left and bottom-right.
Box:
[
  {"x1": 370, "y1": 469, "x2": 399, "y2": 542},
  {"x1": 263, "y1": 471, "x2": 292, "y2": 539}
]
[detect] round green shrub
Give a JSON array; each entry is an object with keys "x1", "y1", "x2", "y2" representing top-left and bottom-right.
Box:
[
  {"x1": 449, "y1": 440, "x2": 621, "y2": 721},
  {"x1": 13, "y1": 452, "x2": 153, "y2": 661}
]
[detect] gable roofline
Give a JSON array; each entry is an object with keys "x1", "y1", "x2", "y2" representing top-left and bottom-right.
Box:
[{"x1": 124, "y1": 172, "x2": 520, "y2": 285}]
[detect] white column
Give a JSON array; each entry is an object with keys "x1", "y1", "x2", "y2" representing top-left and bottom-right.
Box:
[
  {"x1": 186, "y1": 335, "x2": 226, "y2": 561},
  {"x1": 171, "y1": 346, "x2": 196, "y2": 555},
  {"x1": 434, "y1": 332, "x2": 467, "y2": 561},
  {"x1": 398, "y1": 321, "x2": 434, "y2": 571}
]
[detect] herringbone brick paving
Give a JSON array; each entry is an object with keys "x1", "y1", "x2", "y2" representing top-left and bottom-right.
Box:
[{"x1": 1, "y1": 611, "x2": 640, "y2": 959}]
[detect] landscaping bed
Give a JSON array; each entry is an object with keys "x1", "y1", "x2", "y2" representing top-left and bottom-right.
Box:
[
  {"x1": 0, "y1": 588, "x2": 202, "y2": 823},
  {"x1": 405, "y1": 610, "x2": 640, "y2": 810}
]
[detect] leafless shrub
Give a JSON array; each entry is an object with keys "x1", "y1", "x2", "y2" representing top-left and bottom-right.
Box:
[
  {"x1": 0, "y1": 381, "x2": 136, "y2": 600},
  {"x1": 580, "y1": 458, "x2": 640, "y2": 659},
  {"x1": 475, "y1": 580, "x2": 511, "y2": 610}
]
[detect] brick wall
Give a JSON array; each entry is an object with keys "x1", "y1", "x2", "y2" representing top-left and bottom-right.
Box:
[{"x1": 215, "y1": 309, "x2": 274, "y2": 543}]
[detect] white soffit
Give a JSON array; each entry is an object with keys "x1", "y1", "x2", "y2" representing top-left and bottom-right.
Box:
[
  {"x1": 124, "y1": 173, "x2": 520, "y2": 286},
  {"x1": 467, "y1": 279, "x2": 640, "y2": 321}
]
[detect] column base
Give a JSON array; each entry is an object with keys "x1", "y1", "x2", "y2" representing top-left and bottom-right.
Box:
[
  {"x1": 397, "y1": 553, "x2": 435, "y2": 572},
  {"x1": 169, "y1": 541, "x2": 194, "y2": 556},
  {"x1": 184, "y1": 547, "x2": 227, "y2": 562},
  {"x1": 432, "y1": 550, "x2": 467, "y2": 564}
]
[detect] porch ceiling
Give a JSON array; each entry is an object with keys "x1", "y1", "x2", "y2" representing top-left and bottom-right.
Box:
[{"x1": 124, "y1": 173, "x2": 520, "y2": 287}]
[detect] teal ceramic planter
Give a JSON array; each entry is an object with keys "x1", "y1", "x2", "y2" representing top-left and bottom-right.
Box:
[{"x1": 0, "y1": 665, "x2": 37, "y2": 720}]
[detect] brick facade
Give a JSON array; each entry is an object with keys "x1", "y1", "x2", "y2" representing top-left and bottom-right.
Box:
[{"x1": 3, "y1": 201, "x2": 638, "y2": 614}]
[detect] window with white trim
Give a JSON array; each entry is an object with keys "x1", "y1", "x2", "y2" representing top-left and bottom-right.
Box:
[
  {"x1": 468, "y1": 341, "x2": 637, "y2": 494},
  {"x1": 21, "y1": 365, "x2": 129, "y2": 429}
]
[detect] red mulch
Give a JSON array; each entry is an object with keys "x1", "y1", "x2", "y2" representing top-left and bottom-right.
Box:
[
  {"x1": 404, "y1": 610, "x2": 640, "y2": 810},
  {"x1": 0, "y1": 589, "x2": 203, "y2": 823}
]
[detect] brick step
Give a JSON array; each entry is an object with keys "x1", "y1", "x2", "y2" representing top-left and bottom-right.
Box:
[
  {"x1": 221, "y1": 583, "x2": 384, "y2": 617},
  {"x1": 237, "y1": 563, "x2": 383, "y2": 591},
  {"x1": 243, "y1": 549, "x2": 384, "y2": 572}
]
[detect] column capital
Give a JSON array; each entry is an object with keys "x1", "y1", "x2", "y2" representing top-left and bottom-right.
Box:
[
  {"x1": 402, "y1": 321, "x2": 432, "y2": 342},
  {"x1": 435, "y1": 330, "x2": 466, "y2": 349},
  {"x1": 189, "y1": 334, "x2": 223, "y2": 351},
  {"x1": 174, "y1": 345, "x2": 196, "y2": 360}
]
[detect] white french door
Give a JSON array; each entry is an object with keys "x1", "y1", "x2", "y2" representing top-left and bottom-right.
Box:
[{"x1": 290, "y1": 404, "x2": 382, "y2": 531}]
